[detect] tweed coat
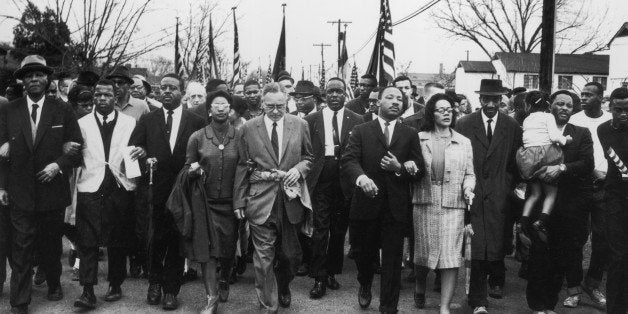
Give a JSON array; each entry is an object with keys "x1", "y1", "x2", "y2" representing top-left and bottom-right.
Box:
[
  {"x1": 412, "y1": 130, "x2": 475, "y2": 209},
  {"x1": 455, "y1": 110, "x2": 522, "y2": 261}
]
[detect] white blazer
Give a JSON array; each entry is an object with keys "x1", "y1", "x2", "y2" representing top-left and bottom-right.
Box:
[{"x1": 76, "y1": 112, "x2": 137, "y2": 193}]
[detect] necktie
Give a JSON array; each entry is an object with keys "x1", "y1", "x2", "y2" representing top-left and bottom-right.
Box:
[
  {"x1": 271, "y1": 122, "x2": 279, "y2": 158},
  {"x1": 332, "y1": 111, "x2": 340, "y2": 145},
  {"x1": 384, "y1": 121, "x2": 390, "y2": 147},
  {"x1": 102, "y1": 114, "x2": 108, "y2": 126},
  {"x1": 166, "y1": 110, "x2": 173, "y2": 136},
  {"x1": 487, "y1": 118, "x2": 493, "y2": 142},
  {"x1": 31, "y1": 104, "x2": 39, "y2": 124}
]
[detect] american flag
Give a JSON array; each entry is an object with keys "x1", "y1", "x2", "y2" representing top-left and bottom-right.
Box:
[
  {"x1": 379, "y1": 0, "x2": 395, "y2": 85},
  {"x1": 319, "y1": 65, "x2": 325, "y2": 90},
  {"x1": 265, "y1": 62, "x2": 273, "y2": 83},
  {"x1": 232, "y1": 8, "x2": 241, "y2": 86},
  {"x1": 174, "y1": 19, "x2": 185, "y2": 79},
  {"x1": 350, "y1": 62, "x2": 359, "y2": 91}
]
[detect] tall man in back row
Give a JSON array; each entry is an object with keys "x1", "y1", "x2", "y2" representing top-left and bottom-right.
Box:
[
  {"x1": 346, "y1": 74, "x2": 378, "y2": 115},
  {"x1": 0, "y1": 55, "x2": 83, "y2": 314},
  {"x1": 342, "y1": 86, "x2": 424, "y2": 313}
]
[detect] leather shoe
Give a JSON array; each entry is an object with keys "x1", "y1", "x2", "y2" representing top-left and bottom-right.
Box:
[
  {"x1": 309, "y1": 280, "x2": 326, "y2": 299},
  {"x1": 74, "y1": 290, "x2": 97, "y2": 309},
  {"x1": 104, "y1": 285, "x2": 122, "y2": 302},
  {"x1": 218, "y1": 279, "x2": 230, "y2": 302},
  {"x1": 147, "y1": 283, "x2": 162, "y2": 305},
  {"x1": 296, "y1": 263, "x2": 309, "y2": 277},
  {"x1": 47, "y1": 285, "x2": 63, "y2": 301},
  {"x1": 358, "y1": 284, "x2": 372, "y2": 309},
  {"x1": 326, "y1": 275, "x2": 340, "y2": 290},
  {"x1": 33, "y1": 267, "x2": 46, "y2": 286},
  {"x1": 162, "y1": 293, "x2": 179, "y2": 310},
  {"x1": 414, "y1": 292, "x2": 426, "y2": 309},
  {"x1": 278, "y1": 287, "x2": 291, "y2": 308},
  {"x1": 489, "y1": 286, "x2": 503, "y2": 299},
  {"x1": 10, "y1": 305, "x2": 28, "y2": 314}
]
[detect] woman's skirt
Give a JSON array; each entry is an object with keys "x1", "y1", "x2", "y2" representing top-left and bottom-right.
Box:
[
  {"x1": 194, "y1": 202, "x2": 238, "y2": 262},
  {"x1": 516, "y1": 144, "x2": 564, "y2": 181},
  {"x1": 413, "y1": 184, "x2": 465, "y2": 269}
]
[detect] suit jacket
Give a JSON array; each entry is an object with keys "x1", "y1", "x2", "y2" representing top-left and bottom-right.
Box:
[
  {"x1": 0, "y1": 96, "x2": 83, "y2": 212},
  {"x1": 77, "y1": 112, "x2": 137, "y2": 193},
  {"x1": 412, "y1": 130, "x2": 475, "y2": 209},
  {"x1": 341, "y1": 119, "x2": 424, "y2": 222},
  {"x1": 362, "y1": 112, "x2": 378, "y2": 123},
  {"x1": 455, "y1": 110, "x2": 522, "y2": 260},
  {"x1": 401, "y1": 108, "x2": 426, "y2": 131},
  {"x1": 128, "y1": 108, "x2": 205, "y2": 206},
  {"x1": 233, "y1": 114, "x2": 313, "y2": 225},
  {"x1": 558, "y1": 123, "x2": 594, "y2": 193},
  {"x1": 304, "y1": 108, "x2": 363, "y2": 197},
  {"x1": 345, "y1": 98, "x2": 368, "y2": 115}
]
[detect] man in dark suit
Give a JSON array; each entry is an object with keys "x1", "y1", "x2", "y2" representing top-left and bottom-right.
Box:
[
  {"x1": 0, "y1": 55, "x2": 83, "y2": 314},
  {"x1": 128, "y1": 73, "x2": 205, "y2": 310},
  {"x1": 394, "y1": 75, "x2": 424, "y2": 119},
  {"x1": 524, "y1": 90, "x2": 594, "y2": 312},
  {"x1": 455, "y1": 79, "x2": 522, "y2": 314},
  {"x1": 345, "y1": 74, "x2": 377, "y2": 115},
  {"x1": 304, "y1": 78, "x2": 363, "y2": 299},
  {"x1": 341, "y1": 86, "x2": 424, "y2": 313}
]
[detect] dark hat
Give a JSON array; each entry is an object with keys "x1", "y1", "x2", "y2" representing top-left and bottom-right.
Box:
[
  {"x1": 511, "y1": 87, "x2": 527, "y2": 95},
  {"x1": 133, "y1": 74, "x2": 152, "y2": 94},
  {"x1": 106, "y1": 66, "x2": 133, "y2": 85},
  {"x1": 14, "y1": 55, "x2": 54, "y2": 80},
  {"x1": 277, "y1": 70, "x2": 294, "y2": 84},
  {"x1": 475, "y1": 79, "x2": 509, "y2": 96},
  {"x1": 75, "y1": 71, "x2": 100, "y2": 87},
  {"x1": 289, "y1": 80, "x2": 317, "y2": 96}
]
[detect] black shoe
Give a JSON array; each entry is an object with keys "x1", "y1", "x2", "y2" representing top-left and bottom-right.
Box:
[
  {"x1": 229, "y1": 268, "x2": 238, "y2": 284},
  {"x1": 278, "y1": 287, "x2": 291, "y2": 308},
  {"x1": 33, "y1": 267, "x2": 46, "y2": 286},
  {"x1": 74, "y1": 290, "x2": 97, "y2": 309},
  {"x1": 358, "y1": 284, "x2": 372, "y2": 309},
  {"x1": 532, "y1": 220, "x2": 549, "y2": 243},
  {"x1": 326, "y1": 275, "x2": 340, "y2": 290},
  {"x1": 296, "y1": 263, "x2": 309, "y2": 277},
  {"x1": 309, "y1": 280, "x2": 326, "y2": 299},
  {"x1": 183, "y1": 268, "x2": 199, "y2": 282},
  {"x1": 10, "y1": 305, "x2": 28, "y2": 314},
  {"x1": 162, "y1": 293, "x2": 179, "y2": 310},
  {"x1": 218, "y1": 279, "x2": 229, "y2": 302},
  {"x1": 147, "y1": 283, "x2": 162, "y2": 305},
  {"x1": 129, "y1": 262, "x2": 142, "y2": 278},
  {"x1": 47, "y1": 285, "x2": 64, "y2": 301},
  {"x1": 68, "y1": 249, "x2": 77, "y2": 267},
  {"x1": 489, "y1": 286, "x2": 503, "y2": 299},
  {"x1": 406, "y1": 269, "x2": 416, "y2": 282},
  {"x1": 104, "y1": 285, "x2": 122, "y2": 302},
  {"x1": 414, "y1": 292, "x2": 426, "y2": 308},
  {"x1": 236, "y1": 256, "x2": 247, "y2": 275}
]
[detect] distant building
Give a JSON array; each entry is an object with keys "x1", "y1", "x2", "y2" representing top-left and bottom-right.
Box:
[
  {"x1": 608, "y1": 22, "x2": 628, "y2": 91},
  {"x1": 455, "y1": 61, "x2": 497, "y2": 107}
]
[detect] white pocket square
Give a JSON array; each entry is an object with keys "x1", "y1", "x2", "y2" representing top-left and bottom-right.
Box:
[{"x1": 52, "y1": 125, "x2": 64, "y2": 128}]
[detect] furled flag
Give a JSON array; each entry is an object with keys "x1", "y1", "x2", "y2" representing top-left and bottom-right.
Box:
[
  {"x1": 367, "y1": 0, "x2": 395, "y2": 86},
  {"x1": 232, "y1": 8, "x2": 241, "y2": 86},
  {"x1": 265, "y1": 62, "x2": 273, "y2": 84},
  {"x1": 350, "y1": 62, "x2": 359, "y2": 91},
  {"x1": 319, "y1": 65, "x2": 326, "y2": 90},
  {"x1": 272, "y1": 5, "x2": 286, "y2": 81},
  {"x1": 174, "y1": 19, "x2": 185, "y2": 79},
  {"x1": 207, "y1": 14, "x2": 220, "y2": 79},
  {"x1": 339, "y1": 30, "x2": 349, "y2": 79}
]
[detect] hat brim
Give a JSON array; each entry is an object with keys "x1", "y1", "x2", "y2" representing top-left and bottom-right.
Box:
[
  {"x1": 142, "y1": 81, "x2": 152, "y2": 94},
  {"x1": 289, "y1": 92, "x2": 314, "y2": 96},
  {"x1": 106, "y1": 75, "x2": 134, "y2": 85},
  {"x1": 14, "y1": 64, "x2": 54, "y2": 80},
  {"x1": 474, "y1": 90, "x2": 509, "y2": 96}
]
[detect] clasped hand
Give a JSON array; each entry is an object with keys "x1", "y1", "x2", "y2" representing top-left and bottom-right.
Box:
[
  {"x1": 380, "y1": 152, "x2": 401, "y2": 172},
  {"x1": 37, "y1": 163, "x2": 60, "y2": 183}
]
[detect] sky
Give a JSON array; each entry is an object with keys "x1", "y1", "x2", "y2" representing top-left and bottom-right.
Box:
[{"x1": 1, "y1": 0, "x2": 627, "y2": 77}]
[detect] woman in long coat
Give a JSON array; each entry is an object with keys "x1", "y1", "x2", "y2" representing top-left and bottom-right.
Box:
[{"x1": 410, "y1": 94, "x2": 475, "y2": 313}]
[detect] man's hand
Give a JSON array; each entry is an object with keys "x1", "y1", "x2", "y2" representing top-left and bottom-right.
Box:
[
  {"x1": 234, "y1": 207, "x2": 245, "y2": 220},
  {"x1": 464, "y1": 188, "x2": 475, "y2": 205},
  {"x1": 0, "y1": 142, "x2": 9, "y2": 158},
  {"x1": 380, "y1": 152, "x2": 401, "y2": 172},
  {"x1": 283, "y1": 168, "x2": 301, "y2": 187},
  {"x1": 464, "y1": 224, "x2": 474, "y2": 237},
  {"x1": 188, "y1": 162, "x2": 203, "y2": 177},
  {"x1": 531, "y1": 165, "x2": 549, "y2": 180},
  {"x1": 36, "y1": 163, "x2": 61, "y2": 183},
  {"x1": 403, "y1": 160, "x2": 418, "y2": 176},
  {"x1": 129, "y1": 146, "x2": 146, "y2": 161},
  {"x1": 62, "y1": 141, "x2": 82, "y2": 155},
  {"x1": 0, "y1": 189, "x2": 8, "y2": 206},
  {"x1": 538, "y1": 165, "x2": 563, "y2": 182},
  {"x1": 358, "y1": 176, "x2": 379, "y2": 198}
]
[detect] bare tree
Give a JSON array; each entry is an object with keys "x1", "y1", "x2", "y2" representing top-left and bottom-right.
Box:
[
  {"x1": 433, "y1": 0, "x2": 609, "y2": 59},
  {"x1": 146, "y1": 56, "x2": 173, "y2": 78},
  {"x1": 396, "y1": 61, "x2": 412, "y2": 77}
]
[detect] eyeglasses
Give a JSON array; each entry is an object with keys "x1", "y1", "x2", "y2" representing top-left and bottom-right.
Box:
[
  {"x1": 433, "y1": 107, "x2": 453, "y2": 114},
  {"x1": 264, "y1": 104, "x2": 285, "y2": 111},
  {"x1": 244, "y1": 90, "x2": 259, "y2": 95}
]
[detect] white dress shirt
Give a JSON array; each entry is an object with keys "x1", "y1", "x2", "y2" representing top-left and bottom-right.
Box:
[
  {"x1": 322, "y1": 107, "x2": 344, "y2": 156},
  {"x1": 481, "y1": 110, "x2": 498, "y2": 136},
  {"x1": 95, "y1": 110, "x2": 116, "y2": 125},
  {"x1": 163, "y1": 106, "x2": 183, "y2": 153},
  {"x1": 27, "y1": 96, "x2": 45, "y2": 127},
  {"x1": 377, "y1": 116, "x2": 397, "y2": 145},
  {"x1": 264, "y1": 115, "x2": 284, "y2": 161}
]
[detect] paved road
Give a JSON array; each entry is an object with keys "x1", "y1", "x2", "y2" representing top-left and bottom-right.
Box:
[{"x1": 0, "y1": 239, "x2": 607, "y2": 313}]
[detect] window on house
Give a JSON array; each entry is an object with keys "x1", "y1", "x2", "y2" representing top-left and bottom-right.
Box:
[
  {"x1": 593, "y1": 76, "x2": 607, "y2": 90},
  {"x1": 524, "y1": 74, "x2": 539, "y2": 89},
  {"x1": 558, "y1": 75, "x2": 573, "y2": 90}
]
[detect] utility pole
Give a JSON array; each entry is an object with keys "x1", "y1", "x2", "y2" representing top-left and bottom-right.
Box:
[
  {"x1": 539, "y1": 0, "x2": 556, "y2": 93},
  {"x1": 327, "y1": 19, "x2": 352, "y2": 76},
  {"x1": 313, "y1": 43, "x2": 331, "y2": 87}
]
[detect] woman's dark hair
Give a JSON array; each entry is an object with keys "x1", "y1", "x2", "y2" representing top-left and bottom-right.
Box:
[
  {"x1": 421, "y1": 93, "x2": 457, "y2": 131},
  {"x1": 205, "y1": 90, "x2": 232, "y2": 113},
  {"x1": 231, "y1": 96, "x2": 248, "y2": 116},
  {"x1": 67, "y1": 85, "x2": 93, "y2": 107},
  {"x1": 525, "y1": 90, "x2": 550, "y2": 113},
  {"x1": 445, "y1": 90, "x2": 460, "y2": 103}
]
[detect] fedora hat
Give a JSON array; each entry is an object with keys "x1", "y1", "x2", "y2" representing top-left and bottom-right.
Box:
[
  {"x1": 75, "y1": 70, "x2": 100, "y2": 87},
  {"x1": 106, "y1": 66, "x2": 134, "y2": 85},
  {"x1": 475, "y1": 79, "x2": 509, "y2": 96},
  {"x1": 14, "y1": 55, "x2": 54, "y2": 80},
  {"x1": 133, "y1": 74, "x2": 152, "y2": 94},
  {"x1": 289, "y1": 80, "x2": 317, "y2": 96}
]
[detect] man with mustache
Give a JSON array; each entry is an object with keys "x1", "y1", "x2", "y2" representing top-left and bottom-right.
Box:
[{"x1": 106, "y1": 66, "x2": 150, "y2": 121}]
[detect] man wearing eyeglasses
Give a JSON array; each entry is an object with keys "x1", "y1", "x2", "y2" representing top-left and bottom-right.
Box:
[
  {"x1": 106, "y1": 66, "x2": 150, "y2": 121},
  {"x1": 234, "y1": 82, "x2": 313, "y2": 312},
  {"x1": 290, "y1": 80, "x2": 319, "y2": 118},
  {"x1": 346, "y1": 74, "x2": 378, "y2": 115}
]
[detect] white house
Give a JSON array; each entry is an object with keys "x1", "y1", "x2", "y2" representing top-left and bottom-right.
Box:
[
  {"x1": 608, "y1": 22, "x2": 628, "y2": 91},
  {"x1": 455, "y1": 61, "x2": 497, "y2": 108}
]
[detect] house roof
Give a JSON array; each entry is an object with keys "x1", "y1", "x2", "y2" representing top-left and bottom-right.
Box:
[
  {"x1": 493, "y1": 52, "x2": 609, "y2": 75},
  {"x1": 608, "y1": 22, "x2": 628, "y2": 47},
  {"x1": 407, "y1": 73, "x2": 439, "y2": 85},
  {"x1": 457, "y1": 61, "x2": 496, "y2": 73}
]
